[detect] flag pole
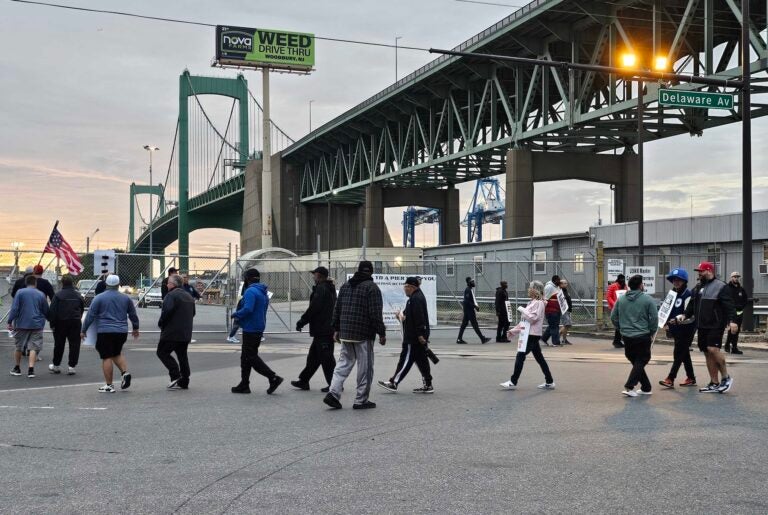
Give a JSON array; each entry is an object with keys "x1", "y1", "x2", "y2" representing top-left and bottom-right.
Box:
[{"x1": 38, "y1": 220, "x2": 59, "y2": 266}]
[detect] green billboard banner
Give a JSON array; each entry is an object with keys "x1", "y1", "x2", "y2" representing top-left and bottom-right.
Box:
[
  {"x1": 658, "y1": 89, "x2": 733, "y2": 110},
  {"x1": 216, "y1": 26, "x2": 315, "y2": 70}
]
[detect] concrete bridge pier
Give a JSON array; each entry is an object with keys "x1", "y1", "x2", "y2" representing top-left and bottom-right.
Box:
[{"x1": 503, "y1": 148, "x2": 641, "y2": 238}]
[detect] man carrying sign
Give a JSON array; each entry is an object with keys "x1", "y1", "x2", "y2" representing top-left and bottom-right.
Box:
[
  {"x1": 611, "y1": 275, "x2": 658, "y2": 397},
  {"x1": 658, "y1": 269, "x2": 697, "y2": 389}
]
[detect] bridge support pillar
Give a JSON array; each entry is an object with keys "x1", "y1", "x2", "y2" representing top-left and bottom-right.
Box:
[
  {"x1": 503, "y1": 149, "x2": 535, "y2": 239},
  {"x1": 503, "y1": 149, "x2": 642, "y2": 238},
  {"x1": 365, "y1": 185, "x2": 388, "y2": 248},
  {"x1": 441, "y1": 185, "x2": 461, "y2": 246}
]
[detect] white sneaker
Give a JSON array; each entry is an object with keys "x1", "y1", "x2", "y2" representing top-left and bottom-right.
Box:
[
  {"x1": 537, "y1": 382, "x2": 556, "y2": 390},
  {"x1": 621, "y1": 389, "x2": 638, "y2": 397},
  {"x1": 67, "y1": 367, "x2": 76, "y2": 375},
  {"x1": 226, "y1": 336, "x2": 239, "y2": 343},
  {"x1": 637, "y1": 390, "x2": 652, "y2": 396},
  {"x1": 48, "y1": 364, "x2": 61, "y2": 374},
  {"x1": 500, "y1": 380, "x2": 517, "y2": 390},
  {"x1": 167, "y1": 378, "x2": 180, "y2": 389},
  {"x1": 98, "y1": 384, "x2": 115, "y2": 393}
]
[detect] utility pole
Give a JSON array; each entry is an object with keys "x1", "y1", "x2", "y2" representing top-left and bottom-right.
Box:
[
  {"x1": 262, "y1": 68, "x2": 273, "y2": 249},
  {"x1": 637, "y1": 79, "x2": 644, "y2": 266},
  {"x1": 395, "y1": 36, "x2": 402, "y2": 82},
  {"x1": 741, "y1": 0, "x2": 754, "y2": 330},
  {"x1": 144, "y1": 145, "x2": 159, "y2": 277}
]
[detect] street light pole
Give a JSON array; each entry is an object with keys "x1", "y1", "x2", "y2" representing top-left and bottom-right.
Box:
[
  {"x1": 144, "y1": 145, "x2": 159, "y2": 279},
  {"x1": 741, "y1": 0, "x2": 754, "y2": 330},
  {"x1": 86, "y1": 227, "x2": 99, "y2": 254},
  {"x1": 637, "y1": 79, "x2": 644, "y2": 266},
  {"x1": 395, "y1": 36, "x2": 402, "y2": 82}
]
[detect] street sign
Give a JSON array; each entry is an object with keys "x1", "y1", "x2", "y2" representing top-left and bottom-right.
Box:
[
  {"x1": 659, "y1": 89, "x2": 733, "y2": 110},
  {"x1": 625, "y1": 266, "x2": 656, "y2": 295},
  {"x1": 607, "y1": 259, "x2": 624, "y2": 282}
]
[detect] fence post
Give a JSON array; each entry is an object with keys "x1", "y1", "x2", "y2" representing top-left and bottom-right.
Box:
[
  {"x1": 288, "y1": 261, "x2": 292, "y2": 327},
  {"x1": 596, "y1": 240, "x2": 605, "y2": 329}
]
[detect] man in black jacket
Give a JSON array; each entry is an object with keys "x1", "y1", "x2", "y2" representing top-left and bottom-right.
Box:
[
  {"x1": 160, "y1": 267, "x2": 178, "y2": 299},
  {"x1": 724, "y1": 271, "x2": 747, "y2": 354},
  {"x1": 291, "y1": 266, "x2": 337, "y2": 392},
  {"x1": 323, "y1": 261, "x2": 386, "y2": 410},
  {"x1": 12, "y1": 265, "x2": 55, "y2": 301},
  {"x1": 495, "y1": 281, "x2": 510, "y2": 342},
  {"x1": 156, "y1": 274, "x2": 196, "y2": 389},
  {"x1": 457, "y1": 277, "x2": 490, "y2": 344},
  {"x1": 48, "y1": 275, "x2": 85, "y2": 375},
  {"x1": 378, "y1": 277, "x2": 434, "y2": 394},
  {"x1": 678, "y1": 262, "x2": 738, "y2": 394}
]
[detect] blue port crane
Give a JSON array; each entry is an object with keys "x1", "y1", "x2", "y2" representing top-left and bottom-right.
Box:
[
  {"x1": 461, "y1": 178, "x2": 505, "y2": 242},
  {"x1": 402, "y1": 207, "x2": 441, "y2": 247}
]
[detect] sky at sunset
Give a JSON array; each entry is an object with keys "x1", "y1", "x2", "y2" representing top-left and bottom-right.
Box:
[{"x1": 1, "y1": 0, "x2": 767, "y2": 268}]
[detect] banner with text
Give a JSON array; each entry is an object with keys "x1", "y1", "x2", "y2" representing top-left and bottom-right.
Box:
[
  {"x1": 346, "y1": 274, "x2": 437, "y2": 327},
  {"x1": 216, "y1": 26, "x2": 315, "y2": 70},
  {"x1": 625, "y1": 266, "x2": 656, "y2": 295}
]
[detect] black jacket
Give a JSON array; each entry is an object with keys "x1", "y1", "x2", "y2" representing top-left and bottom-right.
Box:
[
  {"x1": 161, "y1": 276, "x2": 170, "y2": 299},
  {"x1": 727, "y1": 282, "x2": 747, "y2": 312},
  {"x1": 463, "y1": 286, "x2": 478, "y2": 315},
  {"x1": 494, "y1": 287, "x2": 508, "y2": 315},
  {"x1": 182, "y1": 283, "x2": 201, "y2": 300},
  {"x1": 684, "y1": 277, "x2": 737, "y2": 330},
  {"x1": 95, "y1": 280, "x2": 107, "y2": 295},
  {"x1": 158, "y1": 287, "x2": 196, "y2": 342},
  {"x1": 332, "y1": 272, "x2": 386, "y2": 341},
  {"x1": 562, "y1": 288, "x2": 573, "y2": 312},
  {"x1": 297, "y1": 280, "x2": 336, "y2": 337},
  {"x1": 48, "y1": 286, "x2": 85, "y2": 326},
  {"x1": 403, "y1": 288, "x2": 430, "y2": 342},
  {"x1": 12, "y1": 275, "x2": 54, "y2": 301}
]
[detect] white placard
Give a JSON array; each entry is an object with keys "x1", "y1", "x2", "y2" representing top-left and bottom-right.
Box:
[
  {"x1": 81, "y1": 313, "x2": 97, "y2": 346},
  {"x1": 625, "y1": 266, "x2": 656, "y2": 295},
  {"x1": 616, "y1": 289, "x2": 627, "y2": 299},
  {"x1": 607, "y1": 259, "x2": 624, "y2": 282},
  {"x1": 657, "y1": 289, "x2": 677, "y2": 328},
  {"x1": 517, "y1": 320, "x2": 530, "y2": 353},
  {"x1": 93, "y1": 249, "x2": 115, "y2": 276},
  {"x1": 557, "y1": 290, "x2": 568, "y2": 314},
  {"x1": 505, "y1": 300, "x2": 514, "y2": 321},
  {"x1": 346, "y1": 274, "x2": 437, "y2": 327}
]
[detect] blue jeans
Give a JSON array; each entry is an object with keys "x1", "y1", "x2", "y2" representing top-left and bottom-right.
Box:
[{"x1": 541, "y1": 312, "x2": 561, "y2": 345}]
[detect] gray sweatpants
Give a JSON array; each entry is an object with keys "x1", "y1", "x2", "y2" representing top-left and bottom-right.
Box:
[{"x1": 330, "y1": 340, "x2": 374, "y2": 404}]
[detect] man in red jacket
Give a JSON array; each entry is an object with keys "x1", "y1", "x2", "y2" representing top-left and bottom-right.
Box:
[{"x1": 606, "y1": 274, "x2": 628, "y2": 348}]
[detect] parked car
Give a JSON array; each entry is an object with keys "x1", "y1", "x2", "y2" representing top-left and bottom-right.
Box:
[
  {"x1": 138, "y1": 287, "x2": 162, "y2": 308},
  {"x1": 76, "y1": 279, "x2": 99, "y2": 307}
]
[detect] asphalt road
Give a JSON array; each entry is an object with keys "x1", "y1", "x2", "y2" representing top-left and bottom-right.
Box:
[{"x1": 1, "y1": 333, "x2": 767, "y2": 514}]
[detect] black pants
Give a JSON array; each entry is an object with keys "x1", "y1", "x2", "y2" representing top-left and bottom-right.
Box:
[
  {"x1": 511, "y1": 335, "x2": 553, "y2": 385},
  {"x1": 623, "y1": 334, "x2": 652, "y2": 392},
  {"x1": 668, "y1": 332, "x2": 696, "y2": 380},
  {"x1": 241, "y1": 332, "x2": 276, "y2": 384},
  {"x1": 156, "y1": 339, "x2": 190, "y2": 386},
  {"x1": 390, "y1": 341, "x2": 432, "y2": 386},
  {"x1": 52, "y1": 319, "x2": 81, "y2": 367},
  {"x1": 298, "y1": 336, "x2": 336, "y2": 386},
  {"x1": 458, "y1": 312, "x2": 484, "y2": 341},
  {"x1": 496, "y1": 312, "x2": 510, "y2": 340},
  {"x1": 725, "y1": 314, "x2": 743, "y2": 349},
  {"x1": 612, "y1": 328, "x2": 624, "y2": 347}
]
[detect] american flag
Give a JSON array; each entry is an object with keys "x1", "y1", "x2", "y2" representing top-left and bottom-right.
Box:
[{"x1": 44, "y1": 227, "x2": 83, "y2": 275}]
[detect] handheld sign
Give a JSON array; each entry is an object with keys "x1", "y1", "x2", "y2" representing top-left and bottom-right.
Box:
[
  {"x1": 557, "y1": 290, "x2": 568, "y2": 314},
  {"x1": 517, "y1": 320, "x2": 530, "y2": 353},
  {"x1": 505, "y1": 301, "x2": 514, "y2": 321},
  {"x1": 657, "y1": 290, "x2": 677, "y2": 329}
]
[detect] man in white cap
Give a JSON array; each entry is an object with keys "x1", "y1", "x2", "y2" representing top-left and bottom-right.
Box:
[{"x1": 81, "y1": 275, "x2": 140, "y2": 393}]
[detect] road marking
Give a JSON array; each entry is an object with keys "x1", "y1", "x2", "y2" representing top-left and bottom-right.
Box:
[
  {"x1": 0, "y1": 405, "x2": 107, "y2": 410},
  {"x1": 0, "y1": 382, "x2": 102, "y2": 394}
]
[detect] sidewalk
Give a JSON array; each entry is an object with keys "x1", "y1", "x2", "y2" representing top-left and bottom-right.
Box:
[{"x1": 570, "y1": 328, "x2": 768, "y2": 352}]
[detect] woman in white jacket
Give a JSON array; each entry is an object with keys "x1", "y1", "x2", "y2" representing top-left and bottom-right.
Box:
[{"x1": 500, "y1": 281, "x2": 555, "y2": 390}]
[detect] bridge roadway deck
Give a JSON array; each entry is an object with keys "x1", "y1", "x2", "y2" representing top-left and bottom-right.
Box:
[{"x1": 1, "y1": 332, "x2": 766, "y2": 512}]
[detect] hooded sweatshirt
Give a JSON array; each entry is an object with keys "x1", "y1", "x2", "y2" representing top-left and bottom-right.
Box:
[
  {"x1": 610, "y1": 289, "x2": 658, "y2": 338},
  {"x1": 233, "y1": 282, "x2": 269, "y2": 333}
]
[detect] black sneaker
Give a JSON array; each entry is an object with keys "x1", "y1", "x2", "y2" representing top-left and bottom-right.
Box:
[
  {"x1": 231, "y1": 382, "x2": 251, "y2": 394},
  {"x1": 290, "y1": 380, "x2": 310, "y2": 391},
  {"x1": 27, "y1": 367, "x2": 35, "y2": 378},
  {"x1": 10, "y1": 366, "x2": 21, "y2": 376},
  {"x1": 481, "y1": 337, "x2": 491, "y2": 344},
  {"x1": 323, "y1": 393, "x2": 342, "y2": 409},
  {"x1": 724, "y1": 345, "x2": 731, "y2": 353},
  {"x1": 456, "y1": 339, "x2": 468, "y2": 344},
  {"x1": 732, "y1": 348, "x2": 743, "y2": 355},
  {"x1": 352, "y1": 400, "x2": 376, "y2": 410},
  {"x1": 377, "y1": 380, "x2": 397, "y2": 392},
  {"x1": 120, "y1": 372, "x2": 131, "y2": 390},
  {"x1": 267, "y1": 376, "x2": 283, "y2": 394},
  {"x1": 320, "y1": 386, "x2": 330, "y2": 393},
  {"x1": 413, "y1": 384, "x2": 434, "y2": 394}
]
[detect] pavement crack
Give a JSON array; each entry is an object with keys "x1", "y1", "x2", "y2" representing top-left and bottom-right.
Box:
[{"x1": 6, "y1": 443, "x2": 121, "y2": 455}]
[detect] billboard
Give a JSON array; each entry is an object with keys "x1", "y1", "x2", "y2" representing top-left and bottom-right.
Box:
[{"x1": 215, "y1": 26, "x2": 315, "y2": 71}]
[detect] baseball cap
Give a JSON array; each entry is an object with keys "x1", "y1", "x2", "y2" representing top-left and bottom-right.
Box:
[
  {"x1": 243, "y1": 268, "x2": 260, "y2": 281},
  {"x1": 106, "y1": 274, "x2": 120, "y2": 286},
  {"x1": 694, "y1": 261, "x2": 715, "y2": 273},
  {"x1": 357, "y1": 260, "x2": 374, "y2": 274},
  {"x1": 33, "y1": 265, "x2": 44, "y2": 275},
  {"x1": 404, "y1": 276, "x2": 421, "y2": 287},
  {"x1": 168, "y1": 267, "x2": 178, "y2": 275},
  {"x1": 25, "y1": 266, "x2": 34, "y2": 274},
  {"x1": 730, "y1": 271, "x2": 741, "y2": 278},
  {"x1": 311, "y1": 266, "x2": 329, "y2": 276}
]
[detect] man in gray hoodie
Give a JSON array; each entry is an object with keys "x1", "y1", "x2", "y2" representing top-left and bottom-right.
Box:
[{"x1": 611, "y1": 274, "x2": 658, "y2": 398}]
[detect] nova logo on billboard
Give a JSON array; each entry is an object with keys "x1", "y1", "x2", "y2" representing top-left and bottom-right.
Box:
[{"x1": 221, "y1": 31, "x2": 253, "y2": 52}]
